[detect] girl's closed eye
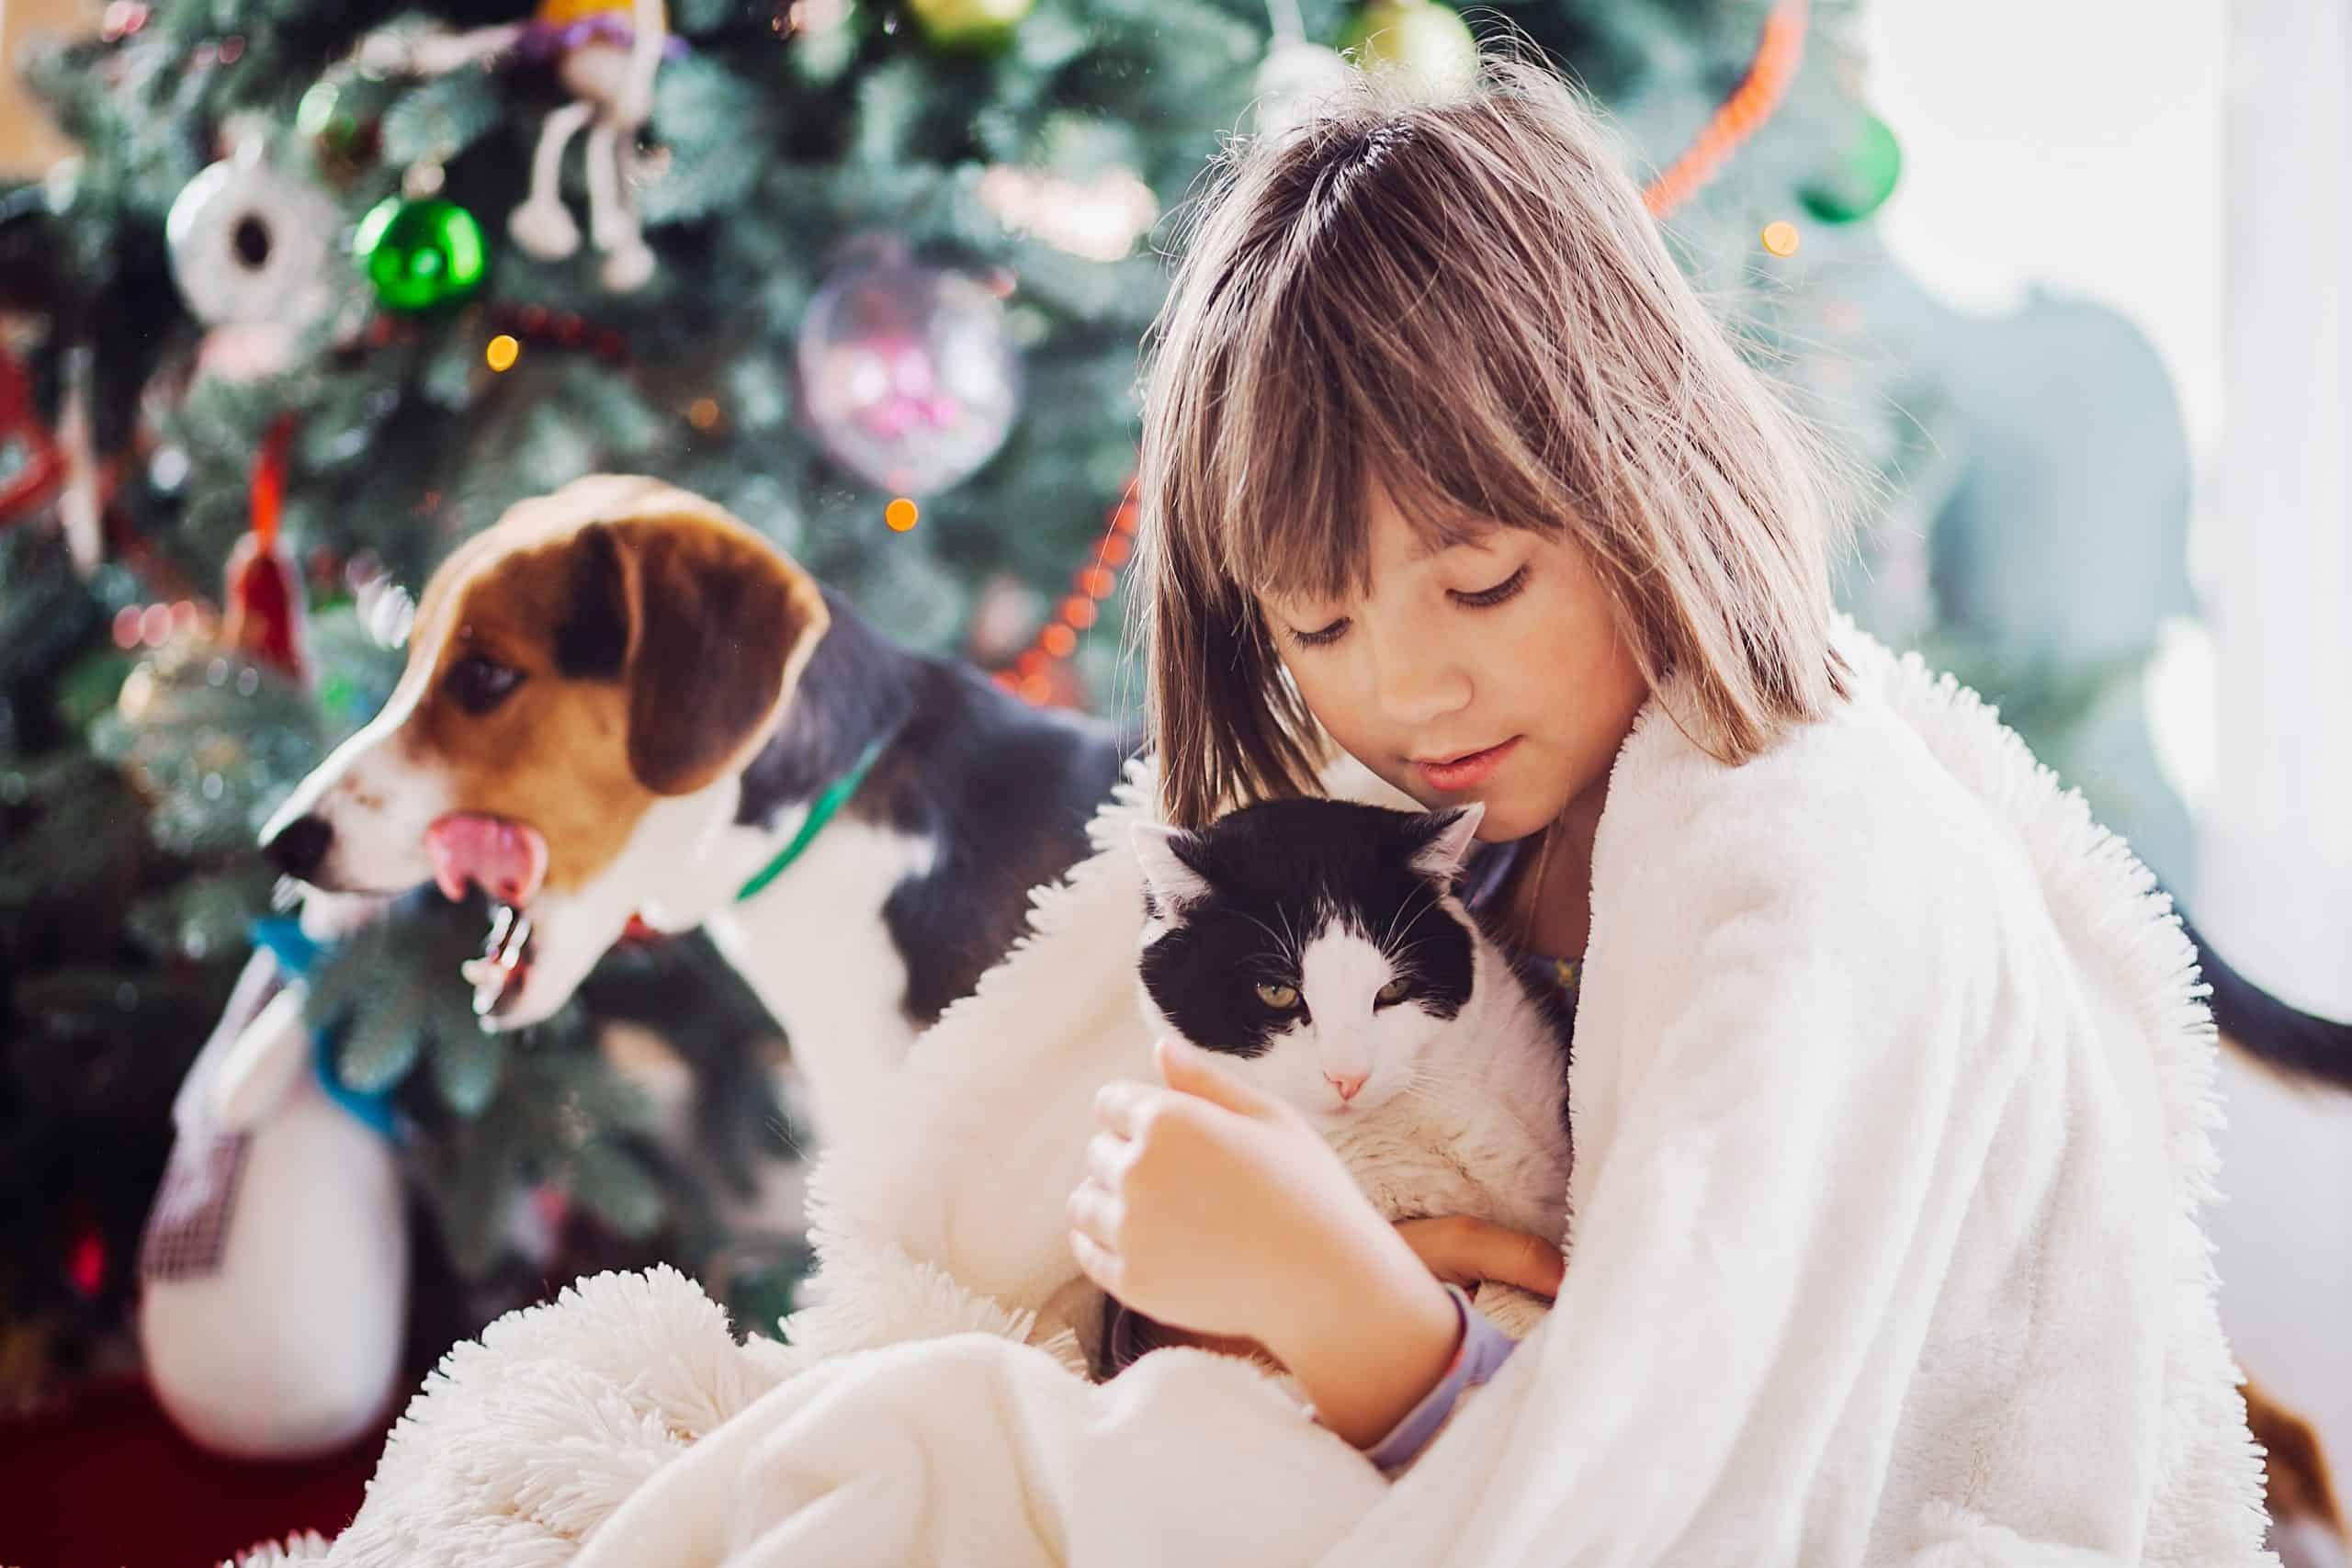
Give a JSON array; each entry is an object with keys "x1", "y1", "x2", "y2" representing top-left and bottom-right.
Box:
[
  {"x1": 1281, "y1": 563, "x2": 1533, "y2": 650},
  {"x1": 1453, "y1": 563, "x2": 1530, "y2": 609}
]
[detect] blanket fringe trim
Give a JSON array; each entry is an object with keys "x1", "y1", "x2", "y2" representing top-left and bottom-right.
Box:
[{"x1": 1844, "y1": 621, "x2": 2274, "y2": 1559}]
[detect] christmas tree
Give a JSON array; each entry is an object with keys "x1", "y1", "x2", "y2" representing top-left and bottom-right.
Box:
[{"x1": 1, "y1": 0, "x2": 1985, "y2": 1405}]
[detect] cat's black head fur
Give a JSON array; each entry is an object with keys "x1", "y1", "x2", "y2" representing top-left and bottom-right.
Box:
[{"x1": 1133, "y1": 799, "x2": 1479, "y2": 1058}]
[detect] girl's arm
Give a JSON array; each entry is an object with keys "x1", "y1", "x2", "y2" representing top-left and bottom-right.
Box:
[
  {"x1": 1142, "y1": 1213, "x2": 1563, "y2": 1359},
  {"x1": 1394, "y1": 1215, "x2": 1566, "y2": 1298},
  {"x1": 1259, "y1": 1247, "x2": 1464, "y2": 1449}
]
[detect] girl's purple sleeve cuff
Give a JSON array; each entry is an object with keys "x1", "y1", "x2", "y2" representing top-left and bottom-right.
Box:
[{"x1": 1359, "y1": 1282, "x2": 1521, "y2": 1475}]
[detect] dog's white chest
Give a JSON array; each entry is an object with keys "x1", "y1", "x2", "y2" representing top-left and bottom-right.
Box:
[{"x1": 703, "y1": 815, "x2": 939, "y2": 1145}]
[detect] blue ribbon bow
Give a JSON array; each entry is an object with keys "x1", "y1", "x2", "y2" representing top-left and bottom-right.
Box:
[{"x1": 249, "y1": 914, "x2": 402, "y2": 1141}]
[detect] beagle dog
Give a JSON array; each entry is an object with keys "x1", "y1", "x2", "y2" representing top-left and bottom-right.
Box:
[{"x1": 259, "y1": 474, "x2": 1134, "y2": 1138}]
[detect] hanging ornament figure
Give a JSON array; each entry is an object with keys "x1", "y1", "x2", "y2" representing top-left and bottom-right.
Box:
[{"x1": 356, "y1": 0, "x2": 680, "y2": 292}]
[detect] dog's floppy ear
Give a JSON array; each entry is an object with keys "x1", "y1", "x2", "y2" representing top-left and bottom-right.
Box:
[
  {"x1": 566, "y1": 515, "x2": 829, "y2": 796},
  {"x1": 556, "y1": 523, "x2": 631, "y2": 680}
]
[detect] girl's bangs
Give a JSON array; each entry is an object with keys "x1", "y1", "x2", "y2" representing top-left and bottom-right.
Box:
[{"x1": 1213, "y1": 339, "x2": 1502, "y2": 612}]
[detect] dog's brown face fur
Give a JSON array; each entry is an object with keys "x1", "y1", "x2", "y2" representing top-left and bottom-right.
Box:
[
  {"x1": 389, "y1": 498, "x2": 827, "y2": 893},
  {"x1": 262, "y1": 476, "x2": 831, "y2": 1027}
]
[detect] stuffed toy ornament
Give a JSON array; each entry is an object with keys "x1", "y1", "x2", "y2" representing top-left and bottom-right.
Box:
[
  {"x1": 357, "y1": 0, "x2": 675, "y2": 292},
  {"x1": 137, "y1": 892, "x2": 411, "y2": 1459}
]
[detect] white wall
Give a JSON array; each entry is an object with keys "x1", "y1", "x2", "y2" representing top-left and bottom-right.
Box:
[
  {"x1": 2201, "y1": 0, "x2": 2352, "y2": 1475},
  {"x1": 1867, "y1": 0, "x2": 2352, "y2": 1477}
]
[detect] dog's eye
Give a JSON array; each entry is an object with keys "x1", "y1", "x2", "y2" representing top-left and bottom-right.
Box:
[
  {"x1": 1375, "y1": 977, "x2": 1411, "y2": 1007},
  {"x1": 446, "y1": 655, "x2": 524, "y2": 715},
  {"x1": 1254, "y1": 982, "x2": 1300, "y2": 1011}
]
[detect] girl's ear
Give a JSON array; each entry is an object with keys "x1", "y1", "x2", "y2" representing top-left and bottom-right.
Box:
[
  {"x1": 1409, "y1": 802, "x2": 1486, "y2": 880},
  {"x1": 1131, "y1": 823, "x2": 1210, "y2": 922}
]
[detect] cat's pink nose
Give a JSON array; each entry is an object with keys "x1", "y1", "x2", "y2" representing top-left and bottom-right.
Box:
[{"x1": 1326, "y1": 1070, "x2": 1368, "y2": 1102}]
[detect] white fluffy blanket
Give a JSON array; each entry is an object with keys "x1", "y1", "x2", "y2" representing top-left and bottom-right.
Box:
[{"x1": 267, "y1": 619, "x2": 2278, "y2": 1568}]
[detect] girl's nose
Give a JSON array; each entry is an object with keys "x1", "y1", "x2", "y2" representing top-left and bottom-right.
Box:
[
  {"x1": 1368, "y1": 635, "x2": 1471, "y2": 728},
  {"x1": 1326, "y1": 1068, "x2": 1368, "y2": 1101}
]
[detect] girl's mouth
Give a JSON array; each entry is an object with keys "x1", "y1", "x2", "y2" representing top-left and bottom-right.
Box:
[{"x1": 1416, "y1": 737, "x2": 1521, "y2": 792}]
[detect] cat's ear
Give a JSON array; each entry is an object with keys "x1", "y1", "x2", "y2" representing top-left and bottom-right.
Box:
[
  {"x1": 1409, "y1": 802, "x2": 1486, "y2": 881},
  {"x1": 1131, "y1": 823, "x2": 1211, "y2": 922}
]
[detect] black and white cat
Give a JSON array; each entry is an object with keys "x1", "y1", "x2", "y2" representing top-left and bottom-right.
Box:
[{"x1": 1126, "y1": 797, "x2": 1576, "y2": 1337}]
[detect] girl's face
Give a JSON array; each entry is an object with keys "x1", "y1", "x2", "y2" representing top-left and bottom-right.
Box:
[{"x1": 1261, "y1": 480, "x2": 1649, "y2": 843}]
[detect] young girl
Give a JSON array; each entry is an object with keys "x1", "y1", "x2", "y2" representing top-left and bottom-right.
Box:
[{"x1": 1062, "y1": 46, "x2": 2274, "y2": 1562}]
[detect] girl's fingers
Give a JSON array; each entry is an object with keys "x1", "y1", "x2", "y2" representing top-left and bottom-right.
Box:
[
  {"x1": 1065, "y1": 1179, "x2": 1124, "y2": 1250},
  {"x1": 1534, "y1": 1239, "x2": 1566, "y2": 1295},
  {"x1": 1092, "y1": 1079, "x2": 1161, "y2": 1136},
  {"x1": 1154, "y1": 1036, "x2": 1279, "y2": 1119},
  {"x1": 1069, "y1": 1227, "x2": 1123, "y2": 1292},
  {"x1": 1477, "y1": 1222, "x2": 1566, "y2": 1297},
  {"x1": 1404, "y1": 1216, "x2": 1563, "y2": 1295},
  {"x1": 1084, "y1": 1129, "x2": 1130, "y2": 1191}
]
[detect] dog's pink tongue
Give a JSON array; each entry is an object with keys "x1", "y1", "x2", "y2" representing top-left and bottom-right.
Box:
[{"x1": 424, "y1": 815, "x2": 548, "y2": 907}]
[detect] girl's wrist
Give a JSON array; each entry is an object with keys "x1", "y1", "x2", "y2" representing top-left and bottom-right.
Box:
[{"x1": 1265, "y1": 1244, "x2": 1462, "y2": 1449}]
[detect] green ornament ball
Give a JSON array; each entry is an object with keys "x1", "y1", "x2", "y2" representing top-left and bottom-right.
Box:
[
  {"x1": 354, "y1": 195, "x2": 488, "y2": 313},
  {"x1": 1339, "y1": 0, "x2": 1478, "y2": 103},
  {"x1": 1798, "y1": 109, "x2": 1903, "y2": 225},
  {"x1": 907, "y1": 0, "x2": 1034, "y2": 51}
]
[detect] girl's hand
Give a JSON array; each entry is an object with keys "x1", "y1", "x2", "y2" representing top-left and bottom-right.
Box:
[
  {"x1": 1067, "y1": 1036, "x2": 1434, "y2": 1354},
  {"x1": 1069, "y1": 1036, "x2": 1467, "y2": 1446},
  {"x1": 1393, "y1": 1215, "x2": 1566, "y2": 1299}
]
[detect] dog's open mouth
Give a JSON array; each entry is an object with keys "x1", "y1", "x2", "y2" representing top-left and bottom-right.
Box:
[
  {"x1": 425, "y1": 813, "x2": 550, "y2": 1021},
  {"x1": 461, "y1": 903, "x2": 537, "y2": 1020}
]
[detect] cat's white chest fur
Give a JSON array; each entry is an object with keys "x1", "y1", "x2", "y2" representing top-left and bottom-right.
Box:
[
  {"x1": 1325, "y1": 939, "x2": 1573, "y2": 1245},
  {"x1": 1318, "y1": 939, "x2": 1573, "y2": 1340}
]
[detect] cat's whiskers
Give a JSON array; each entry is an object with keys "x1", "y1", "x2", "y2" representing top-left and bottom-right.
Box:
[
  {"x1": 1374, "y1": 940, "x2": 1430, "y2": 973},
  {"x1": 1238, "y1": 908, "x2": 1297, "y2": 967},
  {"x1": 1379, "y1": 897, "x2": 1408, "y2": 958},
  {"x1": 1379, "y1": 881, "x2": 1435, "y2": 958},
  {"x1": 1380, "y1": 931, "x2": 1441, "y2": 986}
]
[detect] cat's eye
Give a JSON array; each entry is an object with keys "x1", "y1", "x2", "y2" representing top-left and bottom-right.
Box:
[
  {"x1": 1375, "y1": 976, "x2": 1412, "y2": 1006},
  {"x1": 1254, "y1": 982, "x2": 1301, "y2": 1010},
  {"x1": 446, "y1": 653, "x2": 524, "y2": 715}
]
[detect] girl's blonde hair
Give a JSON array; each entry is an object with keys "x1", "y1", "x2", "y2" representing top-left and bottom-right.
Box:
[{"x1": 1134, "y1": 43, "x2": 1867, "y2": 829}]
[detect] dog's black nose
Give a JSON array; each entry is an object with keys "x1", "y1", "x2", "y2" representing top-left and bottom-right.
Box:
[{"x1": 265, "y1": 815, "x2": 334, "y2": 881}]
